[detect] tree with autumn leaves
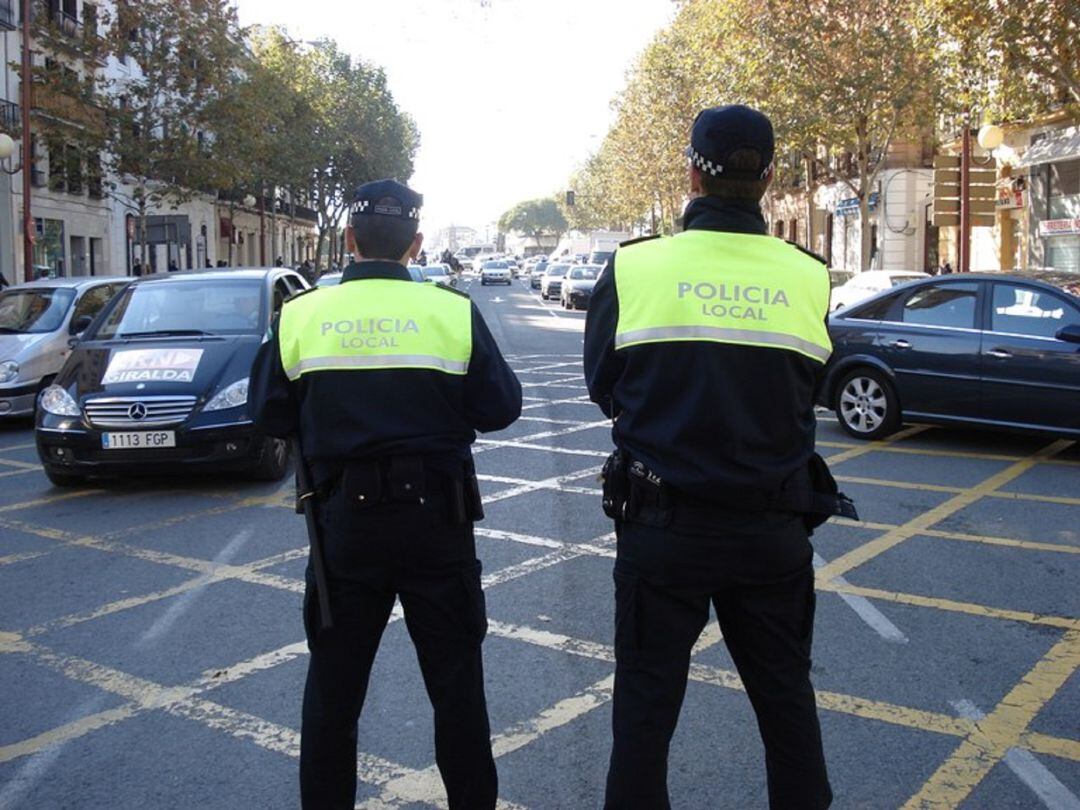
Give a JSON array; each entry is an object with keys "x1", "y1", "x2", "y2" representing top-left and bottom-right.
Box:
[
  {"x1": 28, "y1": 1, "x2": 417, "y2": 270},
  {"x1": 569, "y1": 0, "x2": 1078, "y2": 269}
]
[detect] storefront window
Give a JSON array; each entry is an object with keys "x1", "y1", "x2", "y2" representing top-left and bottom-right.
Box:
[
  {"x1": 32, "y1": 218, "x2": 66, "y2": 277},
  {"x1": 1043, "y1": 159, "x2": 1080, "y2": 272}
]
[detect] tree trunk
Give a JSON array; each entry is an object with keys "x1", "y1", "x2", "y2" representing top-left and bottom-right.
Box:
[
  {"x1": 859, "y1": 194, "x2": 872, "y2": 272},
  {"x1": 139, "y1": 196, "x2": 148, "y2": 271}
]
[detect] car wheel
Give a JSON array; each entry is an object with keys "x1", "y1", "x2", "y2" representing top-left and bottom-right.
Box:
[
  {"x1": 45, "y1": 467, "x2": 86, "y2": 488},
  {"x1": 251, "y1": 435, "x2": 290, "y2": 481},
  {"x1": 834, "y1": 367, "x2": 900, "y2": 440}
]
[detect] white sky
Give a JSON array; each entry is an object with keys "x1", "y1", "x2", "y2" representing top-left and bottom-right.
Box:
[{"x1": 234, "y1": 0, "x2": 675, "y2": 243}]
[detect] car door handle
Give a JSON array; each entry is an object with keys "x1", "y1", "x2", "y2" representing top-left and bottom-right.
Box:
[
  {"x1": 987, "y1": 348, "x2": 1012, "y2": 359},
  {"x1": 891, "y1": 339, "x2": 911, "y2": 349}
]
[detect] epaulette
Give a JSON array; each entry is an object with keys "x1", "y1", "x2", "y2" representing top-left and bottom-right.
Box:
[
  {"x1": 284, "y1": 285, "x2": 320, "y2": 304},
  {"x1": 785, "y1": 240, "x2": 828, "y2": 266},
  {"x1": 433, "y1": 283, "x2": 471, "y2": 300},
  {"x1": 619, "y1": 234, "x2": 662, "y2": 248}
]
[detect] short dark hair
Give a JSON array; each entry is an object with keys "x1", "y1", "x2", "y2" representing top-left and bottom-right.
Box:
[
  {"x1": 698, "y1": 148, "x2": 770, "y2": 202},
  {"x1": 351, "y1": 197, "x2": 418, "y2": 260}
]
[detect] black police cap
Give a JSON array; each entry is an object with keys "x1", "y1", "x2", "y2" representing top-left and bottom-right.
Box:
[
  {"x1": 685, "y1": 105, "x2": 775, "y2": 181},
  {"x1": 351, "y1": 179, "x2": 422, "y2": 222}
]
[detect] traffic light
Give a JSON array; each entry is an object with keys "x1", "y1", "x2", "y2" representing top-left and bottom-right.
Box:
[{"x1": 565, "y1": 190, "x2": 575, "y2": 207}]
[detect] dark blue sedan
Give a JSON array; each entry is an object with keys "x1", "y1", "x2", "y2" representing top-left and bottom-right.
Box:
[{"x1": 820, "y1": 272, "x2": 1080, "y2": 440}]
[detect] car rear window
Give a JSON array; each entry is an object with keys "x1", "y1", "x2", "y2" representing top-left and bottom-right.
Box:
[
  {"x1": 901, "y1": 283, "x2": 978, "y2": 329},
  {"x1": 843, "y1": 294, "x2": 897, "y2": 321},
  {"x1": 0, "y1": 287, "x2": 76, "y2": 334}
]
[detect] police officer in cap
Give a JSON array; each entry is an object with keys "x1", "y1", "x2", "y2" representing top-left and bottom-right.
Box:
[
  {"x1": 585, "y1": 105, "x2": 851, "y2": 809},
  {"x1": 250, "y1": 179, "x2": 521, "y2": 809}
]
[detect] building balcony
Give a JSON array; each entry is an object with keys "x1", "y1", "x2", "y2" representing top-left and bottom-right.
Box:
[
  {"x1": 31, "y1": 82, "x2": 105, "y2": 134},
  {"x1": 0, "y1": 99, "x2": 18, "y2": 133},
  {"x1": 0, "y1": 0, "x2": 16, "y2": 31},
  {"x1": 42, "y1": 3, "x2": 81, "y2": 38}
]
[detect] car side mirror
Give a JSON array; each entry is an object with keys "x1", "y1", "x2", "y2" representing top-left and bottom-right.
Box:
[
  {"x1": 1056, "y1": 324, "x2": 1080, "y2": 344},
  {"x1": 69, "y1": 315, "x2": 93, "y2": 335}
]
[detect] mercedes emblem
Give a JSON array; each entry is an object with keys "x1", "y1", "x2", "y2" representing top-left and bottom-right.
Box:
[{"x1": 128, "y1": 402, "x2": 148, "y2": 421}]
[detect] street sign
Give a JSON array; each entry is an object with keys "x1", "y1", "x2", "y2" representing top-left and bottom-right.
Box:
[
  {"x1": 933, "y1": 213, "x2": 960, "y2": 227},
  {"x1": 968, "y1": 199, "x2": 997, "y2": 214},
  {"x1": 933, "y1": 155, "x2": 961, "y2": 168}
]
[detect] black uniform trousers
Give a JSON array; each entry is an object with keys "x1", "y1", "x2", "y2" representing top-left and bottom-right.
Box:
[
  {"x1": 604, "y1": 507, "x2": 832, "y2": 810},
  {"x1": 299, "y1": 487, "x2": 497, "y2": 810}
]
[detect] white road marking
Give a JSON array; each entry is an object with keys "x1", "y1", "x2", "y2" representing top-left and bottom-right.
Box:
[
  {"x1": 476, "y1": 438, "x2": 610, "y2": 458},
  {"x1": 136, "y1": 528, "x2": 254, "y2": 647},
  {"x1": 951, "y1": 700, "x2": 1080, "y2": 810},
  {"x1": 813, "y1": 553, "x2": 909, "y2": 644},
  {"x1": 0, "y1": 694, "x2": 110, "y2": 810},
  {"x1": 483, "y1": 466, "x2": 603, "y2": 504}
]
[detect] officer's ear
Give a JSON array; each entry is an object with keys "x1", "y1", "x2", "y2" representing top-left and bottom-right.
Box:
[
  {"x1": 688, "y1": 164, "x2": 704, "y2": 198},
  {"x1": 345, "y1": 225, "x2": 360, "y2": 259},
  {"x1": 403, "y1": 232, "x2": 424, "y2": 262}
]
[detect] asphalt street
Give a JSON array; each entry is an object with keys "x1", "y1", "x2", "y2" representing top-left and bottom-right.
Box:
[{"x1": 1, "y1": 274, "x2": 1079, "y2": 809}]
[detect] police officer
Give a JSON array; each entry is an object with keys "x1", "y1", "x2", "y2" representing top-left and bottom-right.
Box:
[
  {"x1": 250, "y1": 179, "x2": 522, "y2": 810},
  {"x1": 585, "y1": 106, "x2": 849, "y2": 809}
]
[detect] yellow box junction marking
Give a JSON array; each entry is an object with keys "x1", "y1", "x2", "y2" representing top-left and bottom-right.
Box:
[
  {"x1": 817, "y1": 439, "x2": 1073, "y2": 583},
  {"x1": 903, "y1": 630, "x2": 1080, "y2": 808}
]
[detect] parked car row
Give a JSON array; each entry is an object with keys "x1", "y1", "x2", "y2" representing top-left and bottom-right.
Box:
[{"x1": 2, "y1": 266, "x2": 1078, "y2": 491}]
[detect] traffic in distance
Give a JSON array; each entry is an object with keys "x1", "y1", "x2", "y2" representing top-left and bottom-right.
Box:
[{"x1": 0, "y1": 256, "x2": 1078, "y2": 481}]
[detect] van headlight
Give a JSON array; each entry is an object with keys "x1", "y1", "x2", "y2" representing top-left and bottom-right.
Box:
[
  {"x1": 204, "y1": 377, "x2": 249, "y2": 412},
  {"x1": 0, "y1": 360, "x2": 18, "y2": 384},
  {"x1": 39, "y1": 385, "x2": 80, "y2": 417}
]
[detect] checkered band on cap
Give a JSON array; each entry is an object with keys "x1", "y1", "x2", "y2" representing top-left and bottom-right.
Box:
[
  {"x1": 687, "y1": 146, "x2": 723, "y2": 176},
  {"x1": 352, "y1": 199, "x2": 421, "y2": 220},
  {"x1": 685, "y1": 146, "x2": 772, "y2": 180}
]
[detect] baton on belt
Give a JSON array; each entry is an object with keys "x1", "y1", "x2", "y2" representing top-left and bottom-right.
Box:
[{"x1": 292, "y1": 437, "x2": 333, "y2": 631}]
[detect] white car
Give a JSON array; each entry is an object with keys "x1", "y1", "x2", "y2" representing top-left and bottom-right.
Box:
[
  {"x1": 422, "y1": 263, "x2": 457, "y2": 288},
  {"x1": 830, "y1": 270, "x2": 931, "y2": 311},
  {"x1": 541, "y1": 263, "x2": 571, "y2": 300},
  {"x1": 480, "y1": 260, "x2": 512, "y2": 286}
]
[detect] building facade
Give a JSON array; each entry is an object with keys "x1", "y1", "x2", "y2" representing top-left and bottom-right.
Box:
[
  {"x1": 0, "y1": 0, "x2": 318, "y2": 283},
  {"x1": 764, "y1": 141, "x2": 936, "y2": 274},
  {"x1": 935, "y1": 115, "x2": 1080, "y2": 274}
]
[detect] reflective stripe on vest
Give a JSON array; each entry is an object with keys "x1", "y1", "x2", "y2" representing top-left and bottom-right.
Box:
[
  {"x1": 278, "y1": 279, "x2": 472, "y2": 381},
  {"x1": 614, "y1": 230, "x2": 832, "y2": 364}
]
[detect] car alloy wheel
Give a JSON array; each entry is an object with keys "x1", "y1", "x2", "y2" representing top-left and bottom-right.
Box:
[{"x1": 835, "y1": 368, "x2": 899, "y2": 440}]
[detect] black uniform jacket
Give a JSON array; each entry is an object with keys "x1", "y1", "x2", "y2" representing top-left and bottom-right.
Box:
[
  {"x1": 251, "y1": 261, "x2": 522, "y2": 481},
  {"x1": 583, "y1": 196, "x2": 828, "y2": 502}
]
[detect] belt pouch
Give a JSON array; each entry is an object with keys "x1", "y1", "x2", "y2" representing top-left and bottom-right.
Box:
[
  {"x1": 342, "y1": 462, "x2": 382, "y2": 511},
  {"x1": 388, "y1": 456, "x2": 425, "y2": 502},
  {"x1": 465, "y1": 471, "x2": 485, "y2": 521}
]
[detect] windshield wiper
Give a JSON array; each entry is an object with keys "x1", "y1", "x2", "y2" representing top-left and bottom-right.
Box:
[
  {"x1": 118, "y1": 329, "x2": 215, "y2": 338},
  {"x1": 0, "y1": 327, "x2": 24, "y2": 334}
]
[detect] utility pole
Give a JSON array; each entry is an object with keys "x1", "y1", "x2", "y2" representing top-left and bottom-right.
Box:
[
  {"x1": 21, "y1": 0, "x2": 33, "y2": 282},
  {"x1": 258, "y1": 184, "x2": 266, "y2": 266},
  {"x1": 959, "y1": 111, "x2": 971, "y2": 273}
]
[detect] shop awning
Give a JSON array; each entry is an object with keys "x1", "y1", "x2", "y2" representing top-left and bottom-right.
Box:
[{"x1": 1015, "y1": 127, "x2": 1080, "y2": 167}]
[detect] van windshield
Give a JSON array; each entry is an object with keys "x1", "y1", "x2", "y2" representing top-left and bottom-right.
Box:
[{"x1": 0, "y1": 288, "x2": 76, "y2": 334}]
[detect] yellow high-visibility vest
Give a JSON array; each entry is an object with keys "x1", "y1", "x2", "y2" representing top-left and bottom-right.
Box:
[
  {"x1": 278, "y1": 279, "x2": 472, "y2": 381},
  {"x1": 614, "y1": 230, "x2": 832, "y2": 364}
]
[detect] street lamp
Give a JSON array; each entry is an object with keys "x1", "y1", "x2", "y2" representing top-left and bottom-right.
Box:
[
  {"x1": 977, "y1": 124, "x2": 1005, "y2": 152},
  {"x1": 0, "y1": 132, "x2": 19, "y2": 170}
]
